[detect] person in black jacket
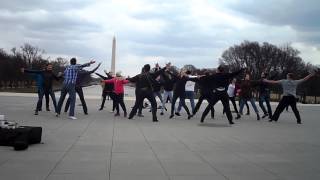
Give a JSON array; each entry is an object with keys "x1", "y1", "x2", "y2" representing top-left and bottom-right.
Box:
[
  {"x1": 96, "y1": 71, "x2": 116, "y2": 112},
  {"x1": 196, "y1": 66, "x2": 244, "y2": 124},
  {"x1": 21, "y1": 64, "x2": 61, "y2": 115},
  {"x1": 127, "y1": 64, "x2": 167, "y2": 122},
  {"x1": 150, "y1": 76, "x2": 166, "y2": 115},
  {"x1": 64, "y1": 63, "x2": 101, "y2": 115},
  {"x1": 161, "y1": 66, "x2": 176, "y2": 113},
  {"x1": 193, "y1": 71, "x2": 215, "y2": 119},
  {"x1": 168, "y1": 70, "x2": 197, "y2": 120}
]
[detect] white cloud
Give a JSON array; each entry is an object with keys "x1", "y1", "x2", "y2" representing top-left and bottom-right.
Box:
[{"x1": 0, "y1": 0, "x2": 319, "y2": 76}]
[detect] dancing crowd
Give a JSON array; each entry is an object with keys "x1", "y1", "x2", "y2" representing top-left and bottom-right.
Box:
[{"x1": 21, "y1": 57, "x2": 318, "y2": 124}]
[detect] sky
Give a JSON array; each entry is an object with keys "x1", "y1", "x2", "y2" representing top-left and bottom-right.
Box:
[{"x1": 0, "y1": 0, "x2": 320, "y2": 76}]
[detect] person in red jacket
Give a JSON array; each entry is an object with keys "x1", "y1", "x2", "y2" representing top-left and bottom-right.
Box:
[{"x1": 103, "y1": 72, "x2": 129, "y2": 117}]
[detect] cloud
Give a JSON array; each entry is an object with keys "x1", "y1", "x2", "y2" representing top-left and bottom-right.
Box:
[{"x1": 0, "y1": 0, "x2": 319, "y2": 76}]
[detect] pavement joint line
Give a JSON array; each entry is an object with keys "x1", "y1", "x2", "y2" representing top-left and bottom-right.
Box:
[
  {"x1": 167, "y1": 131, "x2": 230, "y2": 180},
  {"x1": 223, "y1": 135, "x2": 283, "y2": 179},
  {"x1": 108, "y1": 115, "x2": 116, "y2": 180},
  {"x1": 229, "y1": 135, "x2": 320, "y2": 177},
  {"x1": 134, "y1": 120, "x2": 172, "y2": 180},
  {"x1": 43, "y1": 114, "x2": 96, "y2": 180}
]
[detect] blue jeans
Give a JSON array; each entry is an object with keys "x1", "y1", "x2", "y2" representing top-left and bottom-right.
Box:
[
  {"x1": 259, "y1": 94, "x2": 272, "y2": 118},
  {"x1": 36, "y1": 87, "x2": 45, "y2": 111},
  {"x1": 177, "y1": 91, "x2": 195, "y2": 113},
  {"x1": 57, "y1": 83, "x2": 76, "y2": 116},
  {"x1": 239, "y1": 98, "x2": 259, "y2": 114}
]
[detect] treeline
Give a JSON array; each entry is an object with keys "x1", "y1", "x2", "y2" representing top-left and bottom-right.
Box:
[
  {"x1": 0, "y1": 43, "x2": 67, "y2": 90},
  {"x1": 219, "y1": 41, "x2": 320, "y2": 99}
]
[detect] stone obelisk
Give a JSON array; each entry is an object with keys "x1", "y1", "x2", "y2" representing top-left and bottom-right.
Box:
[{"x1": 111, "y1": 36, "x2": 116, "y2": 73}]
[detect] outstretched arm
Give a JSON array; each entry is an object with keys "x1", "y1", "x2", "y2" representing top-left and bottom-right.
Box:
[
  {"x1": 21, "y1": 68, "x2": 43, "y2": 74},
  {"x1": 151, "y1": 67, "x2": 166, "y2": 78},
  {"x1": 227, "y1": 68, "x2": 244, "y2": 78},
  {"x1": 79, "y1": 60, "x2": 96, "y2": 69},
  {"x1": 126, "y1": 75, "x2": 139, "y2": 82},
  {"x1": 263, "y1": 79, "x2": 281, "y2": 84},
  {"x1": 95, "y1": 73, "x2": 107, "y2": 80},
  {"x1": 89, "y1": 63, "x2": 101, "y2": 74},
  {"x1": 300, "y1": 73, "x2": 315, "y2": 82}
]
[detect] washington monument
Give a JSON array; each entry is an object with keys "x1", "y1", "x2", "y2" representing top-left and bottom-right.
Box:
[{"x1": 111, "y1": 36, "x2": 116, "y2": 73}]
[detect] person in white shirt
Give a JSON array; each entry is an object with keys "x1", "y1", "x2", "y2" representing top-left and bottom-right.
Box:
[
  {"x1": 175, "y1": 70, "x2": 196, "y2": 116},
  {"x1": 227, "y1": 78, "x2": 241, "y2": 119}
]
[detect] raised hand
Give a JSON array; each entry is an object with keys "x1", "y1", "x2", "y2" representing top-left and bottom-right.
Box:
[{"x1": 90, "y1": 60, "x2": 96, "y2": 64}]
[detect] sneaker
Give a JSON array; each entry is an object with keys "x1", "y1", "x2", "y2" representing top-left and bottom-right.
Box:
[
  {"x1": 169, "y1": 114, "x2": 174, "y2": 119},
  {"x1": 153, "y1": 119, "x2": 159, "y2": 122},
  {"x1": 297, "y1": 121, "x2": 302, "y2": 124},
  {"x1": 235, "y1": 114, "x2": 241, "y2": 119},
  {"x1": 160, "y1": 112, "x2": 164, "y2": 115},
  {"x1": 262, "y1": 114, "x2": 268, "y2": 119},
  {"x1": 55, "y1": 113, "x2": 60, "y2": 117},
  {"x1": 109, "y1": 110, "x2": 114, "y2": 113},
  {"x1": 137, "y1": 114, "x2": 144, "y2": 117},
  {"x1": 175, "y1": 112, "x2": 181, "y2": 116},
  {"x1": 84, "y1": 112, "x2": 88, "y2": 115},
  {"x1": 38, "y1": 109, "x2": 42, "y2": 112},
  {"x1": 69, "y1": 116, "x2": 77, "y2": 120},
  {"x1": 99, "y1": 108, "x2": 103, "y2": 111},
  {"x1": 188, "y1": 115, "x2": 193, "y2": 120},
  {"x1": 34, "y1": 111, "x2": 38, "y2": 115},
  {"x1": 229, "y1": 121, "x2": 235, "y2": 125},
  {"x1": 269, "y1": 119, "x2": 273, "y2": 122}
]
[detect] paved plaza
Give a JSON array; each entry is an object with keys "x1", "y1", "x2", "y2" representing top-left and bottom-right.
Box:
[{"x1": 0, "y1": 86, "x2": 320, "y2": 180}]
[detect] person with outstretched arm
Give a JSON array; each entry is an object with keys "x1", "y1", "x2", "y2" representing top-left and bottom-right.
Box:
[
  {"x1": 196, "y1": 65, "x2": 244, "y2": 124},
  {"x1": 21, "y1": 64, "x2": 61, "y2": 115},
  {"x1": 96, "y1": 71, "x2": 116, "y2": 112},
  {"x1": 102, "y1": 72, "x2": 129, "y2": 117},
  {"x1": 263, "y1": 72, "x2": 315, "y2": 124},
  {"x1": 64, "y1": 63, "x2": 101, "y2": 115},
  {"x1": 127, "y1": 64, "x2": 167, "y2": 122},
  {"x1": 237, "y1": 73, "x2": 260, "y2": 120},
  {"x1": 168, "y1": 70, "x2": 198, "y2": 120},
  {"x1": 56, "y1": 58, "x2": 95, "y2": 120}
]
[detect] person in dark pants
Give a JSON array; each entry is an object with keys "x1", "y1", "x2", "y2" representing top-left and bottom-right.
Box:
[
  {"x1": 196, "y1": 66, "x2": 244, "y2": 124},
  {"x1": 193, "y1": 71, "x2": 215, "y2": 119},
  {"x1": 176, "y1": 70, "x2": 196, "y2": 116},
  {"x1": 258, "y1": 72, "x2": 273, "y2": 119},
  {"x1": 235, "y1": 82, "x2": 250, "y2": 115},
  {"x1": 65, "y1": 63, "x2": 101, "y2": 115},
  {"x1": 263, "y1": 72, "x2": 315, "y2": 124},
  {"x1": 127, "y1": 64, "x2": 167, "y2": 122},
  {"x1": 56, "y1": 58, "x2": 95, "y2": 120},
  {"x1": 168, "y1": 70, "x2": 197, "y2": 120},
  {"x1": 150, "y1": 76, "x2": 165, "y2": 115},
  {"x1": 103, "y1": 72, "x2": 129, "y2": 117},
  {"x1": 22, "y1": 64, "x2": 61, "y2": 115},
  {"x1": 96, "y1": 71, "x2": 116, "y2": 112}
]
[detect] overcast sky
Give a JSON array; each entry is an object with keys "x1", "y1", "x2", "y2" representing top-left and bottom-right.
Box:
[{"x1": 0, "y1": 0, "x2": 319, "y2": 76}]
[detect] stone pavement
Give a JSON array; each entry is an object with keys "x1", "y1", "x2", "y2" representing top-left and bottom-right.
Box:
[{"x1": 0, "y1": 91, "x2": 320, "y2": 180}]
